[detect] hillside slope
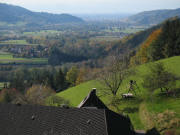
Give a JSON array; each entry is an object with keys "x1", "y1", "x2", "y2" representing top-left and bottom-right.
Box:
[
  {"x1": 130, "y1": 17, "x2": 180, "y2": 65},
  {"x1": 57, "y1": 56, "x2": 180, "y2": 130},
  {"x1": 57, "y1": 56, "x2": 180, "y2": 105},
  {"x1": 0, "y1": 3, "x2": 84, "y2": 24},
  {"x1": 109, "y1": 24, "x2": 160, "y2": 55},
  {"x1": 126, "y1": 8, "x2": 180, "y2": 26}
]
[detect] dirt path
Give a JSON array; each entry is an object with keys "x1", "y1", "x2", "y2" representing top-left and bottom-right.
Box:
[{"x1": 139, "y1": 102, "x2": 155, "y2": 130}]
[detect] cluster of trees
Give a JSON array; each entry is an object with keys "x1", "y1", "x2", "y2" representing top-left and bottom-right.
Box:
[
  {"x1": 48, "y1": 46, "x2": 87, "y2": 65},
  {"x1": 9, "y1": 67, "x2": 68, "y2": 93},
  {"x1": 0, "y1": 84, "x2": 70, "y2": 106},
  {"x1": 0, "y1": 66, "x2": 82, "y2": 105},
  {"x1": 0, "y1": 64, "x2": 96, "y2": 105},
  {"x1": 8, "y1": 65, "x2": 90, "y2": 92},
  {"x1": 109, "y1": 24, "x2": 160, "y2": 55},
  {"x1": 130, "y1": 17, "x2": 180, "y2": 65},
  {"x1": 148, "y1": 17, "x2": 180, "y2": 61},
  {"x1": 130, "y1": 28, "x2": 162, "y2": 65},
  {"x1": 0, "y1": 66, "x2": 13, "y2": 82}
]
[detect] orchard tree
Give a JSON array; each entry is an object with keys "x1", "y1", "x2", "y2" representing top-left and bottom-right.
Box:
[{"x1": 143, "y1": 62, "x2": 179, "y2": 95}]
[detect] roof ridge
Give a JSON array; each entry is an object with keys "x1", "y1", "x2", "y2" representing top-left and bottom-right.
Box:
[{"x1": 78, "y1": 88, "x2": 109, "y2": 109}]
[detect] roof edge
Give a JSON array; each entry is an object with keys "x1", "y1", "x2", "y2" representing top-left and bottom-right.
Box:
[{"x1": 104, "y1": 109, "x2": 109, "y2": 135}]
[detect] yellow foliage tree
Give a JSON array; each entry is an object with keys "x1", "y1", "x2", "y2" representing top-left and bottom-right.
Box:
[
  {"x1": 75, "y1": 68, "x2": 86, "y2": 85},
  {"x1": 130, "y1": 28, "x2": 162, "y2": 66}
]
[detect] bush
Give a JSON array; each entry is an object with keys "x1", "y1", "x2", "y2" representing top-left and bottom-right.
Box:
[
  {"x1": 153, "y1": 110, "x2": 180, "y2": 134},
  {"x1": 46, "y1": 95, "x2": 70, "y2": 107},
  {"x1": 25, "y1": 85, "x2": 55, "y2": 105}
]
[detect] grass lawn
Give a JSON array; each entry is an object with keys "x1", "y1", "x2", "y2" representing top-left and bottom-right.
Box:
[
  {"x1": 0, "y1": 54, "x2": 48, "y2": 64},
  {"x1": 0, "y1": 40, "x2": 38, "y2": 46},
  {"x1": 57, "y1": 80, "x2": 102, "y2": 106},
  {"x1": 56, "y1": 56, "x2": 180, "y2": 130}
]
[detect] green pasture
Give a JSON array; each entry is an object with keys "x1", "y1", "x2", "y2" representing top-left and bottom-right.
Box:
[
  {"x1": 0, "y1": 40, "x2": 38, "y2": 46},
  {"x1": 56, "y1": 56, "x2": 180, "y2": 130},
  {"x1": 0, "y1": 54, "x2": 48, "y2": 64}
]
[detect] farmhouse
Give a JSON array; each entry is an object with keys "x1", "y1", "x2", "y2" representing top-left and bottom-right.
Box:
[{"x1": 0, "y1": 89, "x2": 157, "y2": 135}]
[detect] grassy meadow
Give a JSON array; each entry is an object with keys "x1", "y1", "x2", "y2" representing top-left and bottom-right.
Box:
[
  {"x1": 56, "y1": 56, "x2": 180, "y2": 131},
  {"x1": 0, "y1": 53, "x2": 48, "y2": 64},
  {"x1": 0, "y1": 40, "x2": 38, "y2": 46}
]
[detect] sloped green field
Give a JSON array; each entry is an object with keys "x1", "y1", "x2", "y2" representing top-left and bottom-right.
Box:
[
  {"x1": 57, "y1": 56, "x2": 180, "y2": 130},
  {"x1": 57, "y1": 80, "x2": 102, "y2": 107}
]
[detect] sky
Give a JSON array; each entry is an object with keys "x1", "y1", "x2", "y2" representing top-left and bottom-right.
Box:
[{"x1": 0, "y1": 0, "x2": 180, "y2": 14}]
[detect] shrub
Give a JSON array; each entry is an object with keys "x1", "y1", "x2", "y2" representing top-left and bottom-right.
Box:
[{"x1": 25, "y1": 85, "x2": 55, "y2": 105}]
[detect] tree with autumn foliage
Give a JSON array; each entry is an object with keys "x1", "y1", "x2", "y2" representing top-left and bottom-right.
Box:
[
  {"x1": 66, "y1": 66, "x2": 79, "y2": 86},
  {"x1": 130, "y1": 17, "x2": 180, "y2": 66},
  {"x1": 148, "y1": 17, "x2": 180, "y2": 61},
  {"x1": 75, "y1": 68, "x2": 86, "y2": 85},
  {"x1": 25, "y1": 85, "x2": 55, "y2": 105},
  {"x1": 130, "y1": 28, "x2": 162, "y2": 66}
]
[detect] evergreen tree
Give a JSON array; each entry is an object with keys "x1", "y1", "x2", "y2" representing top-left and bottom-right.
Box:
[{"x1": 54, "y1": 69, "x2": 67, "y2": 92}]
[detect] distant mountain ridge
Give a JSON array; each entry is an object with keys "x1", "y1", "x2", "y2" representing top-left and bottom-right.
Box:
[
  {"x1": 0, "y1": 3, "x2": 84, "y2": 24},
  {"x1": 125, "y1": 8, "x2": 180, "y2": 26}
]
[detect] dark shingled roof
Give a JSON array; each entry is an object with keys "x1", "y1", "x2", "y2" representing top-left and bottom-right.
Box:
[{"x1": 0, "y1": 104, "x2": 134, "y2": 135}]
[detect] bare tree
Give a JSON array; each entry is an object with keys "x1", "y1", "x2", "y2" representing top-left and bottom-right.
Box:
[{"x1": 98, "y1": 56, "x2": 133, "y2": 96}]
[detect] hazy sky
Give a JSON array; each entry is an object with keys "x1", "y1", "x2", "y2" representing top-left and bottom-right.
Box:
[{"x1": 1, "y1": 0, "x2": 180, "y2": 14}]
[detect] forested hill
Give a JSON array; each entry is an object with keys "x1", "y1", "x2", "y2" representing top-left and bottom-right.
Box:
[
  {"x1": 109, "y1": 23, "x2": 161, "y2": 55},
  {"x1": 126, "y1": 8, "x2": 180, "y2": 26},
  {"x1": 108, "y1": 17, "x2": 180, "y2": 67},
  {"x1": 0, "y1": 3, "x2": 84, "y2": 24},
  {"x1": 130, "y1": 17, "x2": 180, "y2": 65}
]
